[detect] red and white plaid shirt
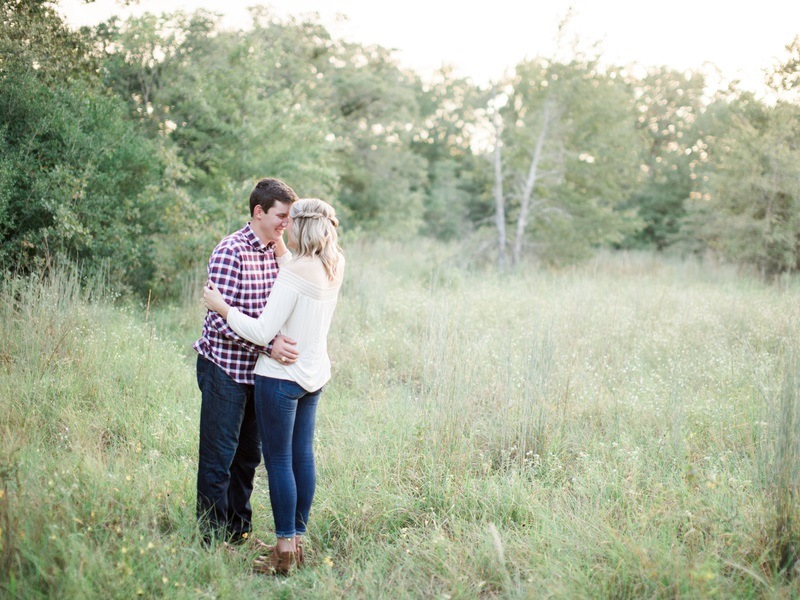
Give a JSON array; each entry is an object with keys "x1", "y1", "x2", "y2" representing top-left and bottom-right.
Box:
[{"x1": 193, "y1": 223, "x2": 283, "y2": 385}]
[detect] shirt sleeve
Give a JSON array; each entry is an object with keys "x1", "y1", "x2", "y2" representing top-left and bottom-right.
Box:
[
  {"x1": 226, "y1": 278, "x2": 298, "y2": 348},
  {"x1": 276, "y1": 251, "x2": 293, "y2": 266},
  {"x1": 206, "y1": 243, "x2": 265, "y2": 354}
]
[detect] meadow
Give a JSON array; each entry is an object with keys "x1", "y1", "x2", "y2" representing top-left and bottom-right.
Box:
[{"x1": 1, "y1": 240, "x2": 800, "y2": 599}]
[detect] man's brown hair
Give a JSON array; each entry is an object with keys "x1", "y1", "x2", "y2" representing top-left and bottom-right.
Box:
[{"x1": 249, "y1": 178, "x2": 298, "y2": 216}]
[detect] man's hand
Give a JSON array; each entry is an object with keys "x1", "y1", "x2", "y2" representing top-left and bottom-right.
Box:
[{"x1": 271, "y1": 335, "x2": 298, "y2": 364}]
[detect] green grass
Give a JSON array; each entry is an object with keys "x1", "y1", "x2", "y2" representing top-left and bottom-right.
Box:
[{"x1": 2, "y1": 242, "x2": 800, "y2": 598}]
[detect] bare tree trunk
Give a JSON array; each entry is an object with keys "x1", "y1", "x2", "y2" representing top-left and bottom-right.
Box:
[
  {"x1": 762, "y1": 171, "x2": 776, "y2": 278},
  {"x1": 493, "y1": 111, "x2": 507, "y2": 271},
  {"x1": 512, "y1": 102, "x2": 552, "y2": 267}
]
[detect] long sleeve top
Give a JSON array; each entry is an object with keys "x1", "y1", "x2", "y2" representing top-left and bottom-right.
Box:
[
  {"x1": 193, "y1": 223, "x2": 291, "y2": 384},
  {"x1": 226, "y1": 254, "x2": 345, "y2": 392}
]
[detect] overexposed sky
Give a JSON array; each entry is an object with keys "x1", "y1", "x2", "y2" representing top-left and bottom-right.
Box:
[{"x1": 58, "y1": 0, "x2": 799, "y2": 93}]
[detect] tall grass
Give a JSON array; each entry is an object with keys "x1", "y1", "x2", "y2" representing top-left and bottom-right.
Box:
[{"x1": 2, "y1": 242, "x2": 800, "y2": 598}]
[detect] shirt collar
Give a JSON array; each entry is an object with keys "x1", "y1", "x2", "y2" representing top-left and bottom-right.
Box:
[{"x1": 243, "y1": 223, "x2": 275, "y2": 253}]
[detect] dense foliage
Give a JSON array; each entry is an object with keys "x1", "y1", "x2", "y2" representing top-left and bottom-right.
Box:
[
  {"x1": 2, "y1": 1, "x2": 800, "y2": 298},
  {"x1": 0, "y1": 0, "x2": 173, "y2": 295}
]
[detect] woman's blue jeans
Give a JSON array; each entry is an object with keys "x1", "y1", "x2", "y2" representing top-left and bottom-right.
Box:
[{"x1": 255, "y1": 376, "x2": 321, "y2": 538}]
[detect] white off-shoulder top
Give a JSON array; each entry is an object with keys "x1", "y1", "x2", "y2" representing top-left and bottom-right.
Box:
[{"x1": 226, "y1": 254, "x2": 345, "y2": 392}]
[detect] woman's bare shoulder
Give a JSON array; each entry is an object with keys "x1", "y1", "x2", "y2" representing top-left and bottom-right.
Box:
[
  {"x1": 282, "y1": 254, "x2": 345, "y2": 286},
  {"x1": 283, "y1": 256, "x2": 319, "y2": 275}
]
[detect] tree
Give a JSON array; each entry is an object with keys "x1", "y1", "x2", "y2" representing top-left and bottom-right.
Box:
[
  {"x1": 491, "y1": 56, "x2": 643, "y2": 267},
  {"x1": 491, "y1": 101, "x2": 508, "y2": 270},
  {"x1": 0, "y1": 0, "x2": 172, "y2": 295},
  {"x1": 679, "y1": 40, "x2": 800, "y2": 277},
  {"x1": 622, "y1": 67, "x2": 709, "y2": 250},
  {"x1": 409, "y1": 67, "x2": 486, "y2": 240},
  {"x1": 686, "y1": 87, "x2": 800, "y2": 276},
  {"x1": 87, "y1": 10, "x2": 218, "y2": 136},
  {"x1": 323, "y1": 41, "x2": 428, "y2": 234},
  {"x1": 86, "y1": 8, "x2": 344, "y2": 297},
  {"x1": 768, "y1": 36, "x2": 800, "y2": 98},
  {"x1": 92, "y1": 8, "x2": 340, "y2": 203}
]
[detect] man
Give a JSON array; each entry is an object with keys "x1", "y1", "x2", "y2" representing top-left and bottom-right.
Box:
[{"x1": 193, "y1": 177, "x2": 299, "y2": 545}]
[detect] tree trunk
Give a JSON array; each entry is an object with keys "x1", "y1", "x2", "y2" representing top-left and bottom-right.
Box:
[
  {"x1": 512, "y1": 102, "x2": 552, "y2": 267},
  {"x1": 493, "y1": 111, "x2": 507, "y2": 271},
  {"x1": 761, "y1": 171, "x2": 776, "y2": 278}
]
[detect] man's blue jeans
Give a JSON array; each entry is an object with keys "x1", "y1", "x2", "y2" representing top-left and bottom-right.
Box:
[
  {"x1": 196, "y1": 356, "x2": 261, "y2": 542},
  {"x1": 255, "y1": 376, "x2": 321, "y2": 538}
]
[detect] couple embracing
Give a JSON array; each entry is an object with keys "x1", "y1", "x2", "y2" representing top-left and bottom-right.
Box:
[{"x1": 192, "y1": 178, "x2": 345, "y2": 574}]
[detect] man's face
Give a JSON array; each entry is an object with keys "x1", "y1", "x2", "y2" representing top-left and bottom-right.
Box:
[{"x1": 255, "y1": 201, "x2": 291, "y2": 243}]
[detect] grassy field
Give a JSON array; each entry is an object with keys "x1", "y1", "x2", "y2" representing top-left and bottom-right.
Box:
[{"x1": 2, "y1": 241, "x2": 800, "y2": 598}]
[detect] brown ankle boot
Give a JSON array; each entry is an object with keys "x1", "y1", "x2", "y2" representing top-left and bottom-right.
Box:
[{"x1": 252, "y1": 545, "x2": 296, "y2": 575}]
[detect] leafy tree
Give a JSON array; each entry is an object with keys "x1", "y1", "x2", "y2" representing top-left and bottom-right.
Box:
[
  {"x1": 1, "y1": 0, "x2": 96, "y2": 85},
  {"x1": 492, "y1": 56, "x2": 643, "y2": 267},
  {"x1": 622, "y1": 68, "x2": 708, "y2": 250},
  {"x1": 19, "y1": 1, "x2": 798, "y2": 291},
  {"x1": 0, "y1": 0, "x2": 172, "y2": 295},
  {"x1": 680, "y1": 41, "x2": 800, "y2": 277},
  {"x1": 87, "y1": 10, "x2": 218, "y2": 136},
  {"x1": 323, "y1": 41, "x2": 428, "y2": 234},
  {"x1": 768, "y1": 36, "x2": 800, "y2": 98},
  {"x1": 686, "y1": 88, "x2": 800, "y2": 276},
  {"x1": 85, "y1": 8, "x2": 344, "y2": 296},
  {"x1": 409, "y1": 67, "x2": 487, "y2": 239},
  {"x1": 91, "y1": 8, "x2": 340, "y2": 203}
]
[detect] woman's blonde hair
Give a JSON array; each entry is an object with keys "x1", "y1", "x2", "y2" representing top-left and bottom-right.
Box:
[{"x1": 290, "y1": 198, "x2": 342, "y2": 280}]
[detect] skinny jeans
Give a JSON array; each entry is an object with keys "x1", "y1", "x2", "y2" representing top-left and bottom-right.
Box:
[{"x1": 255, "y1": 375, "x2": 321, "y2": 538}]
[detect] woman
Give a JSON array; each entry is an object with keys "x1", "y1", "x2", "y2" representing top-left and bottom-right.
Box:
[{"x1": 203, "y1": 198, "x2": 345, "y2": 574}]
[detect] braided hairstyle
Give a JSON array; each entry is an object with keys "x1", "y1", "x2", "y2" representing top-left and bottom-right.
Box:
[{"x1": 290, "y1": 198, "x2": 342, "y2": 280}]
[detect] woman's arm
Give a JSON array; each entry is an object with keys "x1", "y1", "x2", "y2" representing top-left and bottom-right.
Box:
[
  {"x1": 229, "y1": 280, "x2": 298, "y2": 346},
  {"x1": 205, "y1": 278, "x2": 298, "y2": 347}
]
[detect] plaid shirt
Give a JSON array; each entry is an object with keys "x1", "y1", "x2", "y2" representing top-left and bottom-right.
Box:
[{"x1": 193, "y1": 223, "x2": 283, "y2": 385}]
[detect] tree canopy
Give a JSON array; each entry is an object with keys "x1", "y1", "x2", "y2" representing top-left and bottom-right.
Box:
[{"x1": 3, "y1": 1, "x2": 799, "y2": 298}]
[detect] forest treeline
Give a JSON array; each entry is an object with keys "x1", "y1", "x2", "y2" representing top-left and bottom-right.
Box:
[{"x1": 2, "y1": 0, "x2": 799, "y2": 299}]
